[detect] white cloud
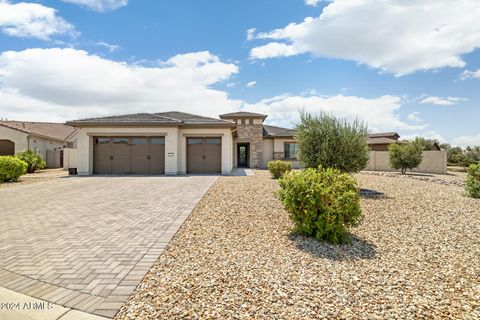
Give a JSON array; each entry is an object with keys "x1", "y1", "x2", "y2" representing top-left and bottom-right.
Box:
[
  {"x1": 460, "y1": 69, "x2": 480, "y2": 80},
  {"x1": 453, "y1": 134, "x2": 480, "y2": 147},
  {"x1": 0, "y1": 0, "x2": 76, "y2": 40},
  {"x1": 402, "y1": 131, "x2": 446, "y2": 143},
  {"x1": 420, "y1": 96, "x2": 467, "y2": 106},
  {"x1": 246, "y1": 28, "x2": 256, "y2": 41},
  {"x1": 407, "y1": 112, "x2": 421, "y2": 122},
  {"x1": 0, "y1": 48, "x2": 241, "y2": 121},
  {"x1": 305, "y1": 0, "x2": 322, "y2": 7},
  {"x1": 60, "y1": 0, "x2": 127, "y2": 12},
  {"x1": 250, "y1": 42, "x2": 301, "y2": 59},
  {"x1": 95, "y1": 41, "x2": 121, "y2": 52},
  {"x1": 246, "y1": 81, "x2": 257, "y2": 88},
  {"x1": 243, "y1": 94, "x2": 426, "y2": 132},
  {"x1": 250, "y1": 0, "x2": 480, "y2": 75}
]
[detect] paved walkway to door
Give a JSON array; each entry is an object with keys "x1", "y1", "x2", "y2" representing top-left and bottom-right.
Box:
[{"x1": 0, "y1": 175, "x2": 217, "y2": 318}]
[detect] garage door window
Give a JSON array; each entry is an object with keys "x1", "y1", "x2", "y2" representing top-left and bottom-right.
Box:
[
  {"x1": 114, "y1": 138, "x2": 129, "y2": 144},
  {"x1": 132, "y1": 138, "x2": 147, "y2": 144},
  {"x1": 206, "y1": 138, "x2": 221, "y2": 145},
  {"x1": 151, "y1": 137, "x2": 165, "y2": 144},
  {"x1": 188, "y1": 138, "x2": 203, "y2": 145},
  {"x1": 95, "y1": 138, "x2": 110, "y2": 144}
]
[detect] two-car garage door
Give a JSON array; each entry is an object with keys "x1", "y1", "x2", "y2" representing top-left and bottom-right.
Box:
[
  {"x1": 93, "y1": 137, "x2": 165, "y2": 174},
  {"x1": 93, "y1": 136, "x2": 222, "y2": 174}
]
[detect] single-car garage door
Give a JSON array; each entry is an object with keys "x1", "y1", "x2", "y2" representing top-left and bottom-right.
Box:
[
  {"x1": 93, "y1": 137, "x2": 165, "y2": 174},
  {"x1": 187, "y1": 137, "x2": 221, "y2": 173},
  {"x1": 0, "y1": 140, "x2": 14, "y2": 156}
]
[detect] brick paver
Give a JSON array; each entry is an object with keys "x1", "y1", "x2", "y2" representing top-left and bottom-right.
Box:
[{"x1": 0, "y1": 175, "x2": 217, "y2": 318}]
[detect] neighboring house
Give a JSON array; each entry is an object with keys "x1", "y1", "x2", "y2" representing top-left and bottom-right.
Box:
[
  {"x1": 0, "y1": 120, "x2": 75, "y2": 167},
  {"x1": 66, "y1": 111, "x2": 298, "y2": 175},
  {"x1": 367, "y1": 132, "x2": 400, "y2": 151}
]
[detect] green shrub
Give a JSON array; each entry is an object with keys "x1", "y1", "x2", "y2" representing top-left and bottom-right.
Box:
[
  {"x1": 268, "y1": 160, "x2": 292, "y2": 179},
  {"x1": 389, "y1": 142, "x2": 423, "y2": 174},
  {"x1": 295, "y1": 112, "x2": 369, "y2": 173},
  {"x1": 465, "y1": 164, "x2": 480, "y2": 198},
  {"x1": 0, "y1": 156, "x2": 28, "y2": 182},
  {"x1": 278, "y1": 167, "x2": 363, "y2": 244},
  {"x1": 16, "y1": 150, "x2": 46, "y2": 173}
]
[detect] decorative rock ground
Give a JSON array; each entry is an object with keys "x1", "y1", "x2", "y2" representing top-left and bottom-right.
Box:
[{"x1": 115, "y1": 170, "x2": 480, "y2": 319}]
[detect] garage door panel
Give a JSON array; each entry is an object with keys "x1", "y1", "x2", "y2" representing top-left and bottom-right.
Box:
[
  {"x1": 131, "y1": 138, "x2": 149, "y2": 174},
  {"x1": 93, "y1": 138, "x2": 112, "y2": 174},
  {"x1": 150, "y1": 137, "x2": 165, "y2": 174},
  {"x1": 112, "y1": 138, "x2": 130, "y2": 174},
  {"x1": 187, "y1": 137, "x2": 222, "y2": 174}
]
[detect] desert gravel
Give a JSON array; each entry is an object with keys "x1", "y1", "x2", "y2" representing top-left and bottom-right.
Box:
[
  {"x1": 115, "y1": 170, "x2": 480, "y2": 319},
  {"x1": 0, "y1": 168, "x2": 67, "y2": 189}
]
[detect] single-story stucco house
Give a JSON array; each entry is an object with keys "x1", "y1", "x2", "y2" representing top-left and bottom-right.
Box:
[
  {"x1": 66, "y1": 111, "x2": 299, "y2": 175},
  {"x1": 0, "y1": 120, "x2": 75, "y2": 167}
]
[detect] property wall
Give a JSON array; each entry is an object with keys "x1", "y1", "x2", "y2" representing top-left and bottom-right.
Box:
[
  {"x1": 63, "y1": 148, "x2": 77, "y2": 170},
  {"x1": 74, "y1": 126, "x2": 233, "y2": 175},
  {"x1": 0, "y1": 126, "x2": 28, "y2": 154},
  {"x1": 46, "y1": 150, "x2": 62, "y2": 168},
  {"x1": 366, "y1": 150, "x2": 447, "y2": 174}
]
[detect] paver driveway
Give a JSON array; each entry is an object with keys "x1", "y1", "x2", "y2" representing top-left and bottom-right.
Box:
[{"x1": 0, "y1": 175, "x2": 217, "y2": 318}]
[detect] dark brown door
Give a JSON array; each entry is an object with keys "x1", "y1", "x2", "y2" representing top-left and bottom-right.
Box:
[
  {"x1": 187, "y1": 137, "x2": 221, "y2": 173},
  {"x1": 130, "y1": 137, "x2": 149, "y2": 174},
  {"x1": 112, "y1": 138, "x2": 130, "y2": 174},
  {"x1": 150, "y1": 137, "x2": 165, "y2": 174},
  {"x1": 0, "y1": 140, "x2": 14, "y2": 156},
  {"x1": 93, "y1": 137, "x2": 112, "y2": 174},
  {"x1": 237, "y1": 143, "x2": 249, "y2": 167}
]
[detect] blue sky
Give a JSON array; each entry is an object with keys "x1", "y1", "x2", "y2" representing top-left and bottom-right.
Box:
[{"x1": 0, "y1": 0, "x2": 479, "y2": 147}]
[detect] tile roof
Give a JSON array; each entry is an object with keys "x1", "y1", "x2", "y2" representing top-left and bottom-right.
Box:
[
  {"x1": 219, "y1": 111, "x2": 267, "y2": 120},
  {"x1": 67, "y1": 112, "x2": 234, "y2": 127},
  {"x1": 367, "y1": 137, "x2": 399, "y2": 145},
  {"x1": 0, "y1": 120, "x2": 75, "y2": 141},
  {"x1": 263, "y1": 125, "x2": 295, "y2": 137},
  {"x1": 367, "y1": 132, "x2": 399, "y2": 139}
]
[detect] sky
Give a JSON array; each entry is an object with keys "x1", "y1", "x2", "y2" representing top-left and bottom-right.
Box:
[{"x1": 0, "y1": 0, "x2": 479, "y2": 147}]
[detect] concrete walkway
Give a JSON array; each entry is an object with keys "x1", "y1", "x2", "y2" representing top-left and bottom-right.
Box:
[{"x1": 0, "y1": 175, "x2": 217, "y2": 318}]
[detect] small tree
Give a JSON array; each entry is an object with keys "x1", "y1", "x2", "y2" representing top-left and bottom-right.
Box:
[
  {"x1": 465, "y1": 163, "x2": 480, "y2": 198},
  {"x1": 295, "y1": 112, "x2": 369, "y2": 173},
  {"x1": 413, "y1": 137, "x2": 440, "y2": 151},
  {"x1": 388, "y1": 142, "x2": 423, "y2": 174}
]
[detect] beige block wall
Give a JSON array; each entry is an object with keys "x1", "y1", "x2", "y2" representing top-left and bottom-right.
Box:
[
  {"x1": 74, "y1": 126, "x2": 233, "y2": 175},
  {"x1": 63, "y1": 148, "x2": 78, "y2": 169},
  {"x1": 0, "y1": 126, "x2": 28, "y2": 154},
  {"x1": 366, "y1": 150, "x2": 447, "y2": 174}
]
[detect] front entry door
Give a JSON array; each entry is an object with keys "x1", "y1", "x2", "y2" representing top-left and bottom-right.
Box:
[{"x1": 237, "y1": 143, "x2": 249, "y2": 168}]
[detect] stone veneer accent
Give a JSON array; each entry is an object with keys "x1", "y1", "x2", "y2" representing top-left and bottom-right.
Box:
[
  {"x1": 274, "y1": 152, "x2": 284, "y2": 160},
  {"x1": 236, "y1": 120, "x2": 264, "y2": 168}
]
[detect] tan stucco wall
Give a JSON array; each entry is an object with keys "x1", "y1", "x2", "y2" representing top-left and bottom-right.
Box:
[
  {"x1": 273, "y1": 138, "x2": 299, "y2": 168},
  {"x1": 366, "y1": 150, "x2": 447, "y2": 174},
  {"x1": 30, "y1": 136, "x2": 64, "y2": 161},
  {"x1": 0, "y1": 126, "x2": 28, "y2": 154},
  {"x1": 262, "y1": 139, "x2": 274, "y2": 167},
  {"x1": 74, "y1": 126, "x2": 233, "y2": 175}
]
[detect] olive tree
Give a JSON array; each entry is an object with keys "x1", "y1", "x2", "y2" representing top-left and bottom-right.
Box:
[
  {"x1": 388, "y1": 142, "x2": 423, "y2": 174},
  {"x1": 295, "y1": 112, "x2": 369, "y2": 173}
]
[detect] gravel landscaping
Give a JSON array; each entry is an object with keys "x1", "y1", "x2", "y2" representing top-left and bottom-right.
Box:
[
  {"x1": 0, "y1": 168, "x2": 67, "y2": 189},
  {"x1": 115, "y1": 170, "x2": 480, "y2": 319}
]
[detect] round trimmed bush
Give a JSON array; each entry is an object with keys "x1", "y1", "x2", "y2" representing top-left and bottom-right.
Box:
[
  {"x1": 0, "y1": 156, "x2": 28, "y2": 182},
  {"x1": 278, "y1": 166, "x2": 363, "y2": 244},
  {"x1": 267, "y1": 160, "x2": 292, "y2": 179}
]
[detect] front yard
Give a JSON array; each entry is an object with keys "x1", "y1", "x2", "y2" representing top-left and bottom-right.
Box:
[{"x1": 115, "y1": 170, "x2": 480, "y2": 319}]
